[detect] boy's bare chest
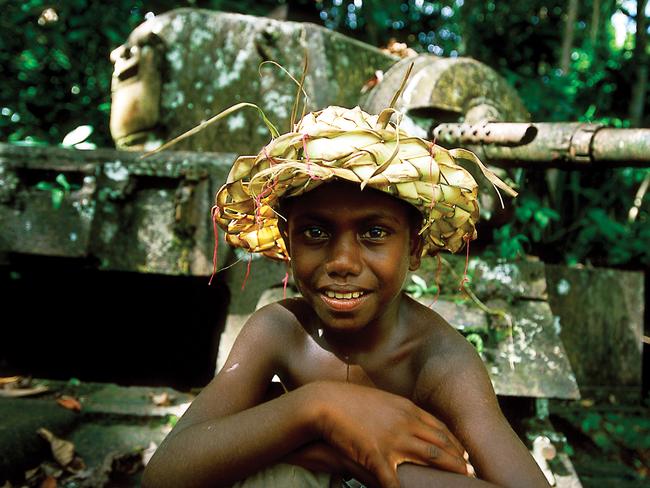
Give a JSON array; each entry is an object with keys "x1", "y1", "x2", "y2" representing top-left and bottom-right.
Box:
[{"x1": 281, "y1": 334, "x2": 420, "y2": 399}]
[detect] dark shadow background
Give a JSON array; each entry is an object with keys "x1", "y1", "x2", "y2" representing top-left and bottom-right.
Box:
[{"x1": 0, "y1": 254, "x2": 229, "y2": 390}]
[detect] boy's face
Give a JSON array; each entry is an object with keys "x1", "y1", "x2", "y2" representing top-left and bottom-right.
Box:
[{"x1": 282, "y1": 180, "x2": 422, "y2": 332}]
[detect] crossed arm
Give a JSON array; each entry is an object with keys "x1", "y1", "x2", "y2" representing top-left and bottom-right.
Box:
[
  {"x1": 409, "y1": 337, "x2": 550, "y2": 487},
  {"x1": 280, "y1": 333, "x2": 550, "y2": 488},
  {"x1": 142, "y1": 307, "x2": 548, "y2": 488}
]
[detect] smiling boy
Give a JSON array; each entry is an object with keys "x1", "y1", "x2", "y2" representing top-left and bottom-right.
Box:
[{"x1": 143, "y1": 106, "x2": 550, "y2": 488}]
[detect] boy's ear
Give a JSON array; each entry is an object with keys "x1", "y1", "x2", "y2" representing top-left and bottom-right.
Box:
[{"x1": 409, "y1": 235, "x2": 424, "y2": 271}]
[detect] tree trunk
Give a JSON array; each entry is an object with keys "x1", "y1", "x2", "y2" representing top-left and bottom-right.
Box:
[
  {"x1": 629, "y1": 0, "x2": 649, "y2": 127},
  {"x1": 560, "y1": 0, "x2": 580, "y2": 73},
  {"x1": 590, "y1": 0, "x2": 601, "y2": 45}
]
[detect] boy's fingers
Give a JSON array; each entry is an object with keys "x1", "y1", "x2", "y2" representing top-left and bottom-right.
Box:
[
  {"x1": 415, "y1": 412, "x2": 465, "y2": 456},
  {"x1": 406, "y1": 438, "x2": 468, "y2": 475},
  {"x1": 413, "y1": 425, "x2": 463, "y2": 459}
]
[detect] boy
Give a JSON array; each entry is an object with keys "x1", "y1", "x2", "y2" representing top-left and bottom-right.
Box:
[{"x1": 143, "y1": 106, "x2": 550, "y2": 488}]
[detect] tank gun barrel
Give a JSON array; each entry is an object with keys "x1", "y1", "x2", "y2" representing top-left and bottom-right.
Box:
[{"x1": 432, "y1": 122, "x2": 650, "y2": 167}]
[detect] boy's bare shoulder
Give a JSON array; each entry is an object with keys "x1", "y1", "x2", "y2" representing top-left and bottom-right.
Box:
[
  {"x1": 407, "y1": 296, "x2": 477, "y2": 362},
  {"x1": 241, "y1": 297, "x2": 315, "y2": 350},
  {"x1": 215, "y1": 297, "x2": 316, "y2": 386},
  {"x1": 406, "y1": 297, "x2": 487, "y2": 399}
]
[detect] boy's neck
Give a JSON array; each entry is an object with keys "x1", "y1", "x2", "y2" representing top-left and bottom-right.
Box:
[{"x1": 318, "y1": 292, "x2": 406, "y2": 362}]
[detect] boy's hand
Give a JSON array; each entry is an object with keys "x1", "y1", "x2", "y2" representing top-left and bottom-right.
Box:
[{"x1": 307, "y1": 381, "x2": 468, "y2": 488}]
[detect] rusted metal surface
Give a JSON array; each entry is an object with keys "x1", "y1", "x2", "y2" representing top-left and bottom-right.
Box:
[
  {"x1": 433, "y1": 122, "x2": 650, "y2": 167},
  {"x1": 109, "y1": 8, "x2": 398, "y2": 152},
  {"x1": 361, "y1": 55, "x2": 530, "y2": 127},
  {"x1": 434, "y1": 121, "x2": 537, "y2": 146},
  {"x1": 485, "y1": 298, "x2": 579, "y2": 399},
  {"x1": 109, "y1": 34, "x2": 164, "y2": 147},
  {"x1": 545, "y1": 265, "x2": 645, "y2": 395},
  {"x1": 0, "y1": 143, "x2": 233, "y2": 275},
  {"x1": 408, "y1": 258, "x2": 580, "y2": 399},
  {"x1": 592, "y1": 128, "x2": 650, "y2": 164}
]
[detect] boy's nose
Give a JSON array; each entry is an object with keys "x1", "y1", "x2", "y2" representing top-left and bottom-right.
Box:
[{"x1": 324, "y1": 234, "x2": 362, "y2": 278}]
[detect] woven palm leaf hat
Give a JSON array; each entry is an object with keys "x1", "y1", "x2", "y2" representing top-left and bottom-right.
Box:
[{"x1": 213, "y1": 102, "x2": 518, "y2": 262}]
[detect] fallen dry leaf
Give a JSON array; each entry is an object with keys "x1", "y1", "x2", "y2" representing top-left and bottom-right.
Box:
[
  {"x1": 24, "y1": 466, "x2": 41, "y2": 483},
  {"x1": 40, "y1": 475, "x2": 57, "y2": 488},
  {"x1": 381, "y1": 38, "x2": 418, "y2": 58},
  {"x1": 37, "y1": 428, "x2": 75, "y2": 467},
  {"x1": 78, "y1": 450, "x2": 142, "y2": 487},
  {"x1": 0, "y1": 385, "x2": 49, "y2": 398},
  {"x1": 149, "y1": 391, "x2": 173, "y2": 406},
  {"x1": 56, "y1": 395, "x2": 82, "y2": 412},
  {"x1": 40, "y1": 461, "x2": 63, "y2": 479},
  {"x1": 67, "y1": 456, "x2": 86, "y2": 474},
  {"x1": 0, "y1": 376, "x2": 20, "y2": 385}
]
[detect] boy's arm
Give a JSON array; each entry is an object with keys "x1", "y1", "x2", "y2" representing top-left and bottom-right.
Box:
[
  {"x1": 414, "y1": 335, "x2": 550, "y2": 488},
  {"x1": 142, "y1": 305, "x2": 320, "y2": 487}
]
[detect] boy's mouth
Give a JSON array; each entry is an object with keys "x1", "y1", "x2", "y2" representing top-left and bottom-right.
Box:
[
  {"x1": 324, "y1": 290, "x2": 365, "y2": 299},
  {"x1": 319, "y1": 289, "x2": 368, "y2": 312}
]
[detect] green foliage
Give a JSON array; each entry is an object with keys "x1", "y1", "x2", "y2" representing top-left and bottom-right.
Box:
[
  {"x1": 464, "y1": 332, "x2": 484, "y2": 354},
  {"x1": 551, "y1": 401, "x2": 650, "y2": 479},
  {"x1": 315, "y1": 0, "x2": 464, "y2": 55},
  {"x1": 404, "y1": 274, "x2": 439, "y2": 298},
  {"x1": 490, "y1": 225, "x2": 529, "y2": 260},
  {"x1": 35, "y1": 173, "x2": 80, "y2": 209},
  {"x1": 514, "y1": 195, "x2": 561, "y2": 243},
  {"x1": 490, "y1": 167, "x2": 650, "y2": 267},
  {"x1": 469, "y1": 1, "x2": 648, "y2": 268}
]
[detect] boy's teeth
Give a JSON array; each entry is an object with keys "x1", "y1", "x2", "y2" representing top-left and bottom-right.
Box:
[{"x1": 325, "y1": 291, "x2": 363, "y2": 299}]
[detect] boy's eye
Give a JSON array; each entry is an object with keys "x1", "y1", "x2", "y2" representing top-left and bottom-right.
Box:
[
  {"x1": 303, "y1": 226, "x2": 328, "y2": 240},
  {"x1": 362, "y1": 227, "x2": 389, "y2": 239}
]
